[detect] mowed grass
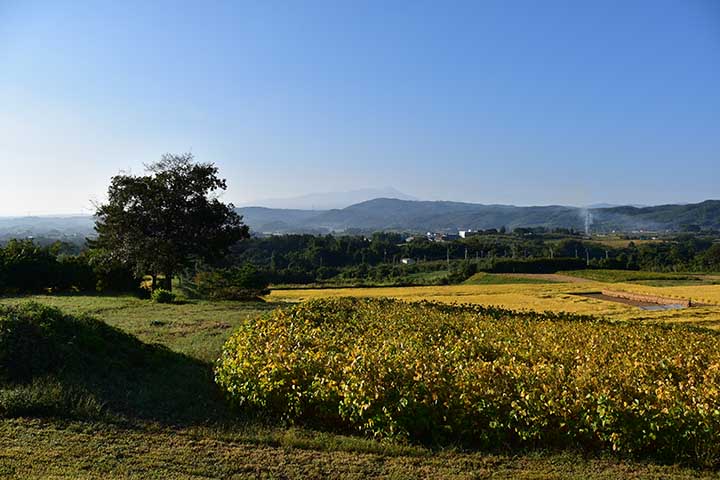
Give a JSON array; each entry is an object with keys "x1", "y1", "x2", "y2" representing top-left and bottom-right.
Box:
[
  {"x1": 0, "y1": 294, "x2": 276, "y2": 363},
  {"x1": 3, "y1": 419, "x2": 716, "y2": 480},
  {"x1": 2, "y1": 293, "x2": 720, "y2": 478}
]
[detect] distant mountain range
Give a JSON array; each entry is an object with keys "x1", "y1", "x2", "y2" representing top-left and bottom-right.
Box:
[
  {"x1": 240, "y1": 187, "x2": 417, "y2": 210},
  {"x1": 238, "y1": 199, "x2": 720, "y2": 234},
  {"x1": 0, "y1": 215, "x2": 95, "y2": 241},
  {"x1": 2, "y1": 199, "x2": 719, "y2": 241}
]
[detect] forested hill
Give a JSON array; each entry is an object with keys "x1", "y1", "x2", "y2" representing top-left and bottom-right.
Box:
[
  {"x1": 593, "y1": 201, "x2": 720, "y2": 231},
  {"x1": 237, "y1": 199, "x2": 720, "y2": 233},
  {"x1": 2, "y1": 200, "x2": 719, "y2": 241}
]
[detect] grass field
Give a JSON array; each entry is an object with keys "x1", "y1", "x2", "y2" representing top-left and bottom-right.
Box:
[
  {"x1": 463, "y1": 272, "x2": 559, "y2": 285},
  {"x1": 4, "y1": 418, "x2": 716, "y2": 479},
  {"x1": 2, "y1": 285, "x2": 720, "y2": 478}
]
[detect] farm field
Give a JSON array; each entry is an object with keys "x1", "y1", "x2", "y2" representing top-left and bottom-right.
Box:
[
  {"x1": 558, "y1": 269, "x2": 720, "y2": 285},
  {"x1": 268, "y1": 273, "x2": 720, "y2": 330},
  {"x1": 0, "y1": 295, "x2": 714, "y2": 479},
  {"x1": 583, "y1": 238, "x2": 664, "y2": 248},
  {"x1": 2, "y1": 286, "x2": 720, "y2": 478}
]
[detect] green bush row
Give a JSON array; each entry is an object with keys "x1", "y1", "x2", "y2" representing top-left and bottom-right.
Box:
[{"x1": 0, "y1": 239, "x2": 139, "y2": 294}]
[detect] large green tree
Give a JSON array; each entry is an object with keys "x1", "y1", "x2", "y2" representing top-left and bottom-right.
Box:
[{"x1": 92, "y1": 153, "x2": 249, "y2": 290}]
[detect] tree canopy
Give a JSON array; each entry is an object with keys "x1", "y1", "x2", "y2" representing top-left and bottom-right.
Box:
[{"x1": 91, "y1": 153, "x2": 249, "y2": 290}]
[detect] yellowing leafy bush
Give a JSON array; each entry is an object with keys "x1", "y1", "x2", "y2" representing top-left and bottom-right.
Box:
[
  {"x1": 151, "y1": 289, "x2": 176, "y2": 303},
  {"x1": 216, "y1": 298, "x2": 720, "y2": 466}
]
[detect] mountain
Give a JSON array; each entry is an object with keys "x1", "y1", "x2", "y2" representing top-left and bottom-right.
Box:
[
  {"x1": 591, "y1": 201, "x2": 720, "y2": 231},
  {"x1": 305, "y1": 199, "x2": 577, "y2": 231},
  {"x1": 236, "y1": 207, "x2": 329, "y2": 234},
  {"x1": 0, "y1": 215, "x2": 95, "y2": 241},
  {"x1": 241, "y1": 187, "x2": 417, "y2": 210},
  {"x1": 2, "y1": 200, "x2": 718, "y2": 240},
  {"x1": 237, "y1": 199, "x2": 720, "y2": 234},
  {"x1": 584, "y1": 203, "x2": 648, "y2": 209}
]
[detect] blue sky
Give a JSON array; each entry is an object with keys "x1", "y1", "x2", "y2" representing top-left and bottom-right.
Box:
[{"x1": 1, "y1": 0, "x2": 718, "y2": 215}]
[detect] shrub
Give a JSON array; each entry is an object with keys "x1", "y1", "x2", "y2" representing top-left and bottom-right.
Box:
[
  {"x1": 0, "y1": 239, "x2": 59, "y2": 293},
  {"x1": 0, "y1": 240, "x2": 142, "y2": 294},
  {"x1": 191, "y1": 265, "x2": 269, "y2": 300},
  {"x1": 151, "y1": 288, "x2": 176, "y2": 303},
  {"x1": 216, "y1": 298, "x2": 720, "y2": 466}
]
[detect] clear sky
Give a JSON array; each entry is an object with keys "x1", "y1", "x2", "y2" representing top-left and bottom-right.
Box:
[{"x1": 1, "y1": 0, "x2": 718, "y2": 215}]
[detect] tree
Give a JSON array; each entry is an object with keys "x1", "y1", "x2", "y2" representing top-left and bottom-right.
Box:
[
  {"x1": 699, "y1": 243, "x2": 720, "y2": 271},
  {"x1": 91, "y1": 153, "x2": 249, "y2": 291}
]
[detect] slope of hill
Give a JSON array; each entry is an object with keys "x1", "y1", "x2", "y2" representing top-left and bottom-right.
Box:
[
  {"x1": 592, "y1": 200, "x2": 720, "y2": 231},
  {"x1": 2, "y1": 200, "x2": 718, "y2": 239},
  {"x1": 308, "y1": 199, "x2": 581, "y2": 231},
  {"x1": 237, "y1": 199, "x2": 720, "y2": 233},
  {"x1": 241, "y1": 187, "x2": 417, "y2": 210},
  {"x1": 237, "y1": 207, "x2": 328, "y2": 234}
]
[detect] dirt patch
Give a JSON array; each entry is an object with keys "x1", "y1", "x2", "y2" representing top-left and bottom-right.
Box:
[
  {"x1": 576, "y1": 290, "x2": 701, "y2": 310},
  {"x1": 601, "y1": 290, "x2": 695, "y2": 307}
]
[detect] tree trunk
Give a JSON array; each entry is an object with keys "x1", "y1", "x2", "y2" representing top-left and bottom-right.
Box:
[{"x1": 162, "y1": 273, "x2": 173, "y2": 291}]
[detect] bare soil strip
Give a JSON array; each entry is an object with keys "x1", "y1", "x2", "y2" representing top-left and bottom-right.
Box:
[{"x1": 576, "y1": 290, "x2": 702, "y2": 310}]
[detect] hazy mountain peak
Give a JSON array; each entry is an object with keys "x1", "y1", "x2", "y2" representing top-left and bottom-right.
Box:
[{"x1": 243, "y1": 187, "x2": 417, "y2": 210}]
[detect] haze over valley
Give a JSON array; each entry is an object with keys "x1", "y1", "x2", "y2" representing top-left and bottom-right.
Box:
[{"x1": 3, "y1": 192, "x2": 719, "y2": 242}]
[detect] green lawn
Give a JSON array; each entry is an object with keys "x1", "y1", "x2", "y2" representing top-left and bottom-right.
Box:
[
  {"x1": 0, "y1": 294, "x2": 276, "y2": 363},
  {"x1": 463, "y1": 272, "x2": 555, "y2": 285},
  {"x1": 0, "y1": 294, "x2": 718, "y2": 479},
  {"x1": 559, "y1": 269, "x2": 720, "y2": 285},
  {"x1": 1, "y1": 419, "x2": 716, "y2": 479}
]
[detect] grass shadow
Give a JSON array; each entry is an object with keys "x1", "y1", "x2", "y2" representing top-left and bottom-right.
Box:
[{"x1": 0, "y1": 302, "x2": 234, "y2": 426}]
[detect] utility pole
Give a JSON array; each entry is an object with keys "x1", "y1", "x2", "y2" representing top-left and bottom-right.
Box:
[
  {"x1": 586, "y1": 249, "x2": 590, "y2": 266},
  {"x1": 465, "y1": 247, "x2": 468, "y2": 261},
  {"x1": 446, "y1": 245, "x2": 450, "y2": 268}
]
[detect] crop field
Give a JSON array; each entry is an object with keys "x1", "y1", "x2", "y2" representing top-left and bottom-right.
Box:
[
  {"x1": 217, "y1": 298, "x2": 720, "y2": 466},
  {"x1": 585, "y1": 238, "x2": 664, "y2": 248},
  {"x1": 3, "y1": 277, "x2": 720, "y2": 478},
  {"x1": 267, "y1": 274, "x2": 720, "y2": 330},
  {"x1": 558, "y1": 269, "x2": 720, "y2": 285}
]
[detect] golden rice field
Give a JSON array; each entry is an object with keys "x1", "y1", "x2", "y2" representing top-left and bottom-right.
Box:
[{"x1": 267, "y1": 278, "x2": 720, "y2": 330}]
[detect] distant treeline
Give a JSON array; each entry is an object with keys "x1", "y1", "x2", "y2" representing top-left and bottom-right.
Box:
[
  {"x1": 226, "y1": 232, "x2": 720, "y2": 285},
  {"x1": 2, "y1": 232, "x2": 720, "y2": 292},
  {"x1": 0, "y1": 240, "x2": 137, "y2": 294}
]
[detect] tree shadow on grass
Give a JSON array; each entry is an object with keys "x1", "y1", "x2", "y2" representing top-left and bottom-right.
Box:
[{"x1": 0, "y1": 302, "x2": 235, "y2": 426}]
